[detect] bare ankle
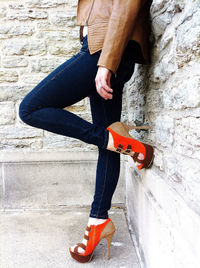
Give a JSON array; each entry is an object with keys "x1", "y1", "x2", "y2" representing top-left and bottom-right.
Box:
[
  {"x1": 106, "y1": 132, "x2": 113, "y2": 150},
  {"x1": 88, "y1": 217, "x2": 107, "y2": 226}
]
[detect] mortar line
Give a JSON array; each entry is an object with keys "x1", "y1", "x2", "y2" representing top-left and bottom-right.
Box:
[
  {"x1": 0, "y1": 203, "x2": 125, "y2": 213},
  {"x1": 2, "y1": 163, "x2": 5, "y2": 197}
]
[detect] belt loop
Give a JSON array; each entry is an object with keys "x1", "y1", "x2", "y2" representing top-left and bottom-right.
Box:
[{"x1": 80, "y1": 26, "x2": 84, "y2": 45}]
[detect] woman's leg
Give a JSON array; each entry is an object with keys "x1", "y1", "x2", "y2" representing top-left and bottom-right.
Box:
[
  {"x1": 88, "y1": 83, "x2": 124, "y2": 219},
  {"x1": 19, "y1": 36, "x2": 108, "y2": 149},
  {"x1": 70, "y1": 68, "x2": 135, "y2": 254},
  {"x1": 88, "y1": 39, "x2": 140, "y2": 220}
]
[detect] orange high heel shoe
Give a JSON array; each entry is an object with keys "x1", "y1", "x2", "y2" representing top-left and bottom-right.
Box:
[
  {"x1": 106, "y1": 121, "x2": 154, "y2": 169},
  {"x1": 69, "y1": 218, "x2": 115, "y2": 263}
]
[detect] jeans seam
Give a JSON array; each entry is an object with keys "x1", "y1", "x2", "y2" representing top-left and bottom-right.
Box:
[
  {"x1": 95, "y1": 151, "x2": 109, "y2": 218},
  {"x1": 102, "y1": 99, "x2": 109, "y2": 149},
  {"x1": 102, "y1": 129, "x2": 108, "y2": 149},
  {"x1": 23, "y1": 51, "x2": 87, "y2": 107},
  {"x1": 94, "y1": 99, "x2": 109, "y2": 217},
  {"x1": 49, "y1": 51, "x2": 86, "y2": 81}
]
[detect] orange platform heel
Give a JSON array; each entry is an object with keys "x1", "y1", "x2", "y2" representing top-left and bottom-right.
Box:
[
  {"x1": 106, "y1": 121, "x2": 154, "y2": 169},
  {"x1": 69, "y1": 218, "x2": 115, "y2": 263}
]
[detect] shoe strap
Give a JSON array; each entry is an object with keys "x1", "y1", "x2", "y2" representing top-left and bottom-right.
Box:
[
  {"x1": 116, "y1": 144, "x2": 123, "y2": 152},
  {"x1": 136, "y1": 158, "x2": 145, "y2": 164},
  {"x1": 74, "y1": 242, "x2": 86, "y2": 254},
  {"x1": 86, "y1": 226, "x2": 91, "y2": 232},
  {"x1": 124, "y1": 144, "x2": 132, "y2": 153},
  {"x1": 84, "y1": 234, "x2": 89, "y2": 240}
]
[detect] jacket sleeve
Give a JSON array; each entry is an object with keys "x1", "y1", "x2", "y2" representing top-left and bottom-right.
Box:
[{"x1": 97, "y1": 0, "x2": 144, "y2": 74}]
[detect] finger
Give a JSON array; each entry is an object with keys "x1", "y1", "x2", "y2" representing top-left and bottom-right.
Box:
[
  {"x1": 101, "y1": 80, "x2": 113, "y2": 93},
  {"x1": 100, "y1": 87, "x2": 113, "y2": 99},
  {"x1": 96, "y1": 79, "x2": 113, "y2": 100},
  {"x1": 138, "y1": 153, "x2": 144, "y2": 160},
  {"x1": 95, "y1": 83, "x2": 109, "y2": 100},
  {"x1": 97, "y1": 85, "x2": 109, "y2": 100}
]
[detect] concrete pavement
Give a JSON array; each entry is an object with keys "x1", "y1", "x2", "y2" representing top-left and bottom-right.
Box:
[{"x1": 0, "y1": 207, "x2": 140, "y2": 268}]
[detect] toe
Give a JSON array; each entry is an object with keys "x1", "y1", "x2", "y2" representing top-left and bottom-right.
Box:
[
  {"x1": 135, "y1": 153, "x2": 144, "y2": 166},
  {"x1": 138, "y1": 153, "x2": 144, "y2": 160},
  {"x1": 70, "y1": 245, "x2": 75, "y2": 252}
]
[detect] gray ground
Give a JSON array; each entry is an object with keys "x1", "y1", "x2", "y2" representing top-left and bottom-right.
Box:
[{"x1": 0, "y1": 207, "x2": 139, "y2": 268}]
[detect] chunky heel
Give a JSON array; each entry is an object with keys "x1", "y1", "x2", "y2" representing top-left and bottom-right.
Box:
[{"x1": 105, "y1": 232, "x2": 115, "y2": 260}]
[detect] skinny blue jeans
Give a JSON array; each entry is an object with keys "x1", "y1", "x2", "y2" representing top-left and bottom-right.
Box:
[{"x1": 19, "y1": 35, "x2": 138, "y2": 219}]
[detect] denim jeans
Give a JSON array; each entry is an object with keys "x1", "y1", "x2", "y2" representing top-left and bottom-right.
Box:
[{"x1": 19, "y1": 35, "x2": 137, "y2": 219}]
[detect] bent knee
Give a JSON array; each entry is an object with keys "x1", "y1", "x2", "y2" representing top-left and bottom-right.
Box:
[{"x1": 18, "y1": 98, "x2": 32, "y2": 124}]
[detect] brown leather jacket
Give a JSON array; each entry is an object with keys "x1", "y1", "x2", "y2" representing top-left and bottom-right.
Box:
[{"x1": 76, "y1": 0, "x2": 152, "y2": 74}]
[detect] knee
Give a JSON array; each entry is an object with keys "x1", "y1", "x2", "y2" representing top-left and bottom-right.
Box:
[{"x1": 18, "y1": 98, "x2": 32, "y2": 125}]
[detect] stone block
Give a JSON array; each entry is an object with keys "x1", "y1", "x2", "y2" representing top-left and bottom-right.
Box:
[
  {"x1": 42, "y1": 134, "x2": 78, "y2": 150},
  {"x1": 160, "y1": 23, "x2": 174, "y2": 50},
  {"x1": 0, "y1": 25, "x2": 34, "y2": 39},
  {"x1": 2, "y1": 57, "x2": 28, "y2": 68},
  {"x1": 48, "y1": 41, "x2": 80, "y2": 56},
  {"x1": 0, "y1": 102, "x2": 15, "y2": 125},
  {"x1": 0, "y1": 126, "x2": 43, "y2": 139},
  {"x1": 152, "y1": 147, "x2": 164, "y2": 171},
  {"x1": 175, "y1": 4, "x2": 200, "y2": 67},
  {"x1": 0, "y1": 138, "x2": 43, "y2": 150},
  {"x1": 19, "y1": 74, "x2": 46, "y2": 85},
  {"x1": 0, "y1": 85, "x2": 32, "y2": 102},
  {"x1": 25, "y1": 0, "x2": 67, "y2": 8},
  {"x1": 164, "y1": 154, "x2": 200, "y2": 214},
  {"x1": 125, "y1": 164, "x2": 200, "y2": 268},
  {"x1": 150, "y1": 49, "x2": 176, "y2": 83},
  {"x1": 0, "y1": 5, "x2": 6, "y2": 18},
  {"x1": 68, "y1": 27, "x2": 80, "y2": 40},
  {"x1": 30, "y1": 57, "x2": 65, "y2": 73},
  {"x1": 151, "y1": 11, "x2": 173, "y2": 39},
  {"x1": 7, "y1": 8, "x2": 48, "y2": 20},
  {"x1": 0, "y1": 69, "x2": 18, "y2": 83},
  {"x1": 163, "y1": 74, "x2": 200, "y2": 110},
  {"x1": 50, "y1": 11, "x2": 76, "y2": 27},
  {"x1": 174, "y1": 117, "x2": 200, "y2": 159},
  {"x1": 3, "y1": 40, "x2": 47, "y2": 56},
  {"x1": 1, "y1": 152, "x2": 125, "y2": 209},
  {"x1": 35, "y1": 30, "x2": 67, "y2": 41},
  {"x1": 155, "y1": 115, "x2": 174, "y2": 147}
]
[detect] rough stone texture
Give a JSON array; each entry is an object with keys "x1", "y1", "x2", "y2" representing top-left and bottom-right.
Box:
[
  {"x1": 0, "y1": 102, "x2": 15, "y2": 125},
  {"x1": 0, "y1": 70, "x2": 18, "y2": 82},
  {"x1": 125, "y1": 159, "x2": 200, "y2": 268},
  {"x1": 124, "y1": 0, "x2": 200, "y2": 267},
  {"x1": 0, "y1": 0, "x2": 83, "y2": 152}
]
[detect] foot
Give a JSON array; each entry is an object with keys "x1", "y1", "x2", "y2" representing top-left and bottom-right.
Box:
[
  {"x1": 70, "y1": 217, "x2": 107, "y2": 254},
  {"x1": 106, "y1": 132, "x2": 144, "y2": 166}
]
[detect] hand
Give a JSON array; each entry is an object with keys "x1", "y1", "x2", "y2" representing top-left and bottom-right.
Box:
[{"x1": 95, "y1": 66, "x2": 113, "y2": 100}]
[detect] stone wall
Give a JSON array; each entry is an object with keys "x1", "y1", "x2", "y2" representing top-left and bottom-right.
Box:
[
  {"x1": 0, "y1": 0, "x2": 100, "y2": 152},
  {"x1": 124, "y1": 0, "x2": 200, "y2": 267}
]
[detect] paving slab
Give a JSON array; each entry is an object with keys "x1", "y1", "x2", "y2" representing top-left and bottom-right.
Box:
[
  {"x1": 0, "y1": 152, "x2": 125, "y2": 209},
  {"x1": 0, "y1": 207, "x2": 139, "y2": 268}
]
